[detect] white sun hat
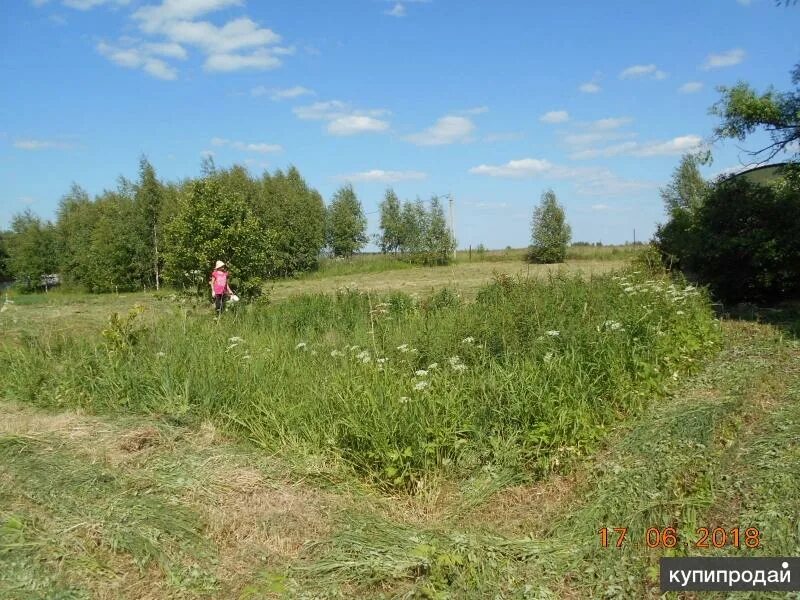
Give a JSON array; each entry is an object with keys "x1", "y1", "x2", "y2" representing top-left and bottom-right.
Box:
[{"x1": 215, "y1": 260, "x2": 225, "y2": 269}]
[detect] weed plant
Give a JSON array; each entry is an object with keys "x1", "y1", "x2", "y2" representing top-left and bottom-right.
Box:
[{"x1": 0, "y1": 268, "x2": 719, "y2": 490}]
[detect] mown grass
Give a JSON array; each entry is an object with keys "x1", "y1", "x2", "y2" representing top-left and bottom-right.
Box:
[
  {"x1": 0, "y1": 266, "x2": 718, "y2": 491},
  {"x1": 0, "y1": 310, "x2": 797, "y2": 598}
]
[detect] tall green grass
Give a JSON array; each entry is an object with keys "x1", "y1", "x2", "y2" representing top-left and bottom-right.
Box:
[{"x1": 0, "y1": 268, "x2": 719, "y2": 489}]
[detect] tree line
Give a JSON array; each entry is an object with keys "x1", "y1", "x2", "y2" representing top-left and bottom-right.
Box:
[{"x1": 0, "y1": 158, "x2": 460, "y2": 296}]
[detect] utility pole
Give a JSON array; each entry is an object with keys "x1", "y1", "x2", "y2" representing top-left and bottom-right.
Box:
[{"x1": 448, "y1": 195, "x2": 456, "y2": 260}]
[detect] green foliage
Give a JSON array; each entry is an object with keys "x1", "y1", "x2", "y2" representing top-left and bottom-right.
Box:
[
  {"x1": 656, "y1": 162, "x2": 800, "y2": 303},
  {"x1": 660, "y1": 153, "x2": 710, "y2": 217},
  {"x1": 326, "y1": 184, "x2": 368, "y2": 257},
  {"x1": 0, "y1": 231, "x2": 10, "y2": 281},
  {"x1": 133, "y1": 156, "x2": 165, "y2": 289},
  {"x1": 389, "y1": 196, "x2": 456, "y2": 265},
  {"x1": 257, "y1": 166, "x2": 326, "y2": 275},
  {"x1": 6, "y1": 210, "x2": 59, "y2": 291},
  {"x1": 378, "y1": 188, "x2": 403, "y2": 254},
  {"x1": 163, "y1": 178, "x2": 278, "y2": 300},
  {"x1": 711, "y1": 61, "x2": 799, "y2": 162},
  {"x1": 0, "y1": 270, "x2": 719, "y2": 492},
  {"x1": 691, "y1": 176, "x2": 800, "y2": 302},
  {"x1": 527, "y1": 189, "x2": 571, "y2": 264}
]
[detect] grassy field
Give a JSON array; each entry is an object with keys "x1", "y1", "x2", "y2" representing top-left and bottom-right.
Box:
[{"x1": 1, "y1": 250, "x2": 798, "y2": 598}]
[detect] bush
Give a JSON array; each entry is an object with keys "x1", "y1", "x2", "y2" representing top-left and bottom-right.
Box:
[{"x1": 656, "y1": 173, "x2": 800, "y2": 303}]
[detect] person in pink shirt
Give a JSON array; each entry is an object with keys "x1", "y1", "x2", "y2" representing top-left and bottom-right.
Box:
[{"x1": 209, "y1": 260, "x2": 233, "y2": 316}]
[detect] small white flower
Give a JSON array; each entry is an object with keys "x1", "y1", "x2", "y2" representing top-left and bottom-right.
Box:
[
  {"x1": 624, "y1": 286, "x2": 635, "y2": 293},
  {"x1": 156, "y1": 351, "x2": 166, "y2": 358},
  {"x1": 399, "y1": 396, "x2": 411, "y2": 404},
  {"x1": 676, "y1": 310, "x2": 685, "y2": 315},
  {"x1": 357, "y1": 350, "x2": 371, "y2": 361},
  {"x1": 226, "y1": 343, "x2": 238, "y2": 351},
  {"x1": 452, "y1": 363, "x2": 467, "y2": 372},
  {"x1": 544, "y1": 352, "x2": 554, "y2": 363},
  {"x1": 228, "y1": 336, "x2": 244, "y2": 343},
  {"x1": 447, "y1": 356, "x2": 462, "y2": 367},
  {"x1": 377, "y1": 357, "x2": 388, "y2": 364},
  {"x1": 295, "y1": 342, "x2": 307, "y2": 350},
  {"x1": 396, "y1": 343, "x2": 409, "y2": 352},
  {"x1": 461, "y1": 336, "x2": 475, "y2": 344},
  {"x1": 427, "y1": 362, "x2": 438, "y2": 370},
  {"x1": 415, "y1": 369, "x2": 428, "y2": 377},
  {"x1": 414, "y1": 380, "x2": 430, "y2": 391},
  {"x1": 545, "y1": 330, "x2": 560, "y2": 337},
  {"x1": 330, "y1": 349, "x2": 344, "y2": 357}
]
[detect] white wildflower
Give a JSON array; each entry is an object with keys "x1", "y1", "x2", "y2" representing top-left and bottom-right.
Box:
[
  {"x1": 156, "y1": 351, "x2": 166, "y2": 358},
  {"x1": 228, "y1": 336, "x2": 244, "y2": 343},
  {"x1": 356, "y1": 350, "x2": 371, "y2": 361},
  {"x1": 377, "y1": 357, "x2": 388, "y2": 364},
  {"x1": 545, "y1": 330, "x2": 560, "y2": 337},
  {"x1": 414, "y1": 380, "x2": 430, "y2": 391},
  {"x1": 295, "y1": 342, "x2": 307, "y2": 350},
  {"x1": 676, "y1": 310, "x2": 685, "y2": 315},
  {"x1": 330, "y1": 349, "x2": 344, "y2": 357},
  {"x1": 452, "y1": 363, "x2": 467, "y2": 372},
  {"x1": 624, "y1": 286, "x2": 635, "y2": 293},
  {"x1": 396, "y1": 343, "x2": 409, "y2": 352},
  {"x1": 461, "y1": 336, "x2": 475, "y2": 344},
  {"x1": 427, "y1": 362, "x2": 438, "y2": 370},
  {"x1": 399, "y1": 396, "x2": 411, "y2": 404},
  {"x1": 544, "y1": 352, "x2": 554, "y2": 363},
  {"x1": 447, "y1": 356, "x2": 462, "y2": 367},
  {"x1": 415, "y1": 369, "x2": 428, "y2": 377}
]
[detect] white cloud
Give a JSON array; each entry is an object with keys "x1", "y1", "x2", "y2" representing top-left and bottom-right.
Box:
[
  {"x1": 591, "y1": 204, "x2": 609, "y2": 211},
  {"x1": 13, "y1": 139, "x2": 75, "y2": 150},
  {"x1": 327, "y1": 115, "x2": 390, "y2": 136},
  {"x1": 458, "y1": 106, "x2": 489, "y2": 115},
  {"x1": 144, "y1": 42, "x2": 188, "y2": 59},
  {"x1": 259, "y1": 85, "x2": 314, "y2": 100},
  {"x1": 579, "y1": 82, "x2": 601, "y2": 93},
  {"x1": 590, "y1": 117, "x2": 633, "y2": 130},
  {"x1": 205, "y1": 48, "x2": 281, "y2": 72},
  {"x1": 97, "y1": 40, "x2": 178, "y2": 79},
  {"x1": 405, "y1": 115, "x2": 475, "y2": 146},
  {"x1": 634, "y1": 135, "x2": 705, "y2": 157},
  {"x1": 129, "y1": 2, "x2": 291, "y2": 74},
  {"x1": 469, "y1": 158, "x2": 553, "y2": 178},
  {"x1": 293, "y1": 100, "x2": 350, "y2": 120},
  {"x1": 338, "y1": 169, "x2": 427, "y2": 183},
  {"x1": 62, "y1": 0, "x2": 130, "y2": 9},
  {"x1": 540, "y1": 110, "x2": 569, "y2": 124},
  {"x1": 569, "y1": 134, "x2": 705, "y2": 160},
  {"x1": 386, "y1": 3, "x2": 406, "y2": 17},
  {"x1": 133, "y1": 0, "x2": 243, "y2": 33},
  {"x1": 619, "y1": 64, "x2": 667, "y2": 80},
  {"x1": 469, "y1": 158, "x2": 655, "y2": 196},
  {"x1": 157, "y1": 18, "x2": 281, "y2": 54},
  {"x1": 211, "y1": 137, "x2": 282, "y2": 153},
  {"x1": 679, "y1": 81, "x2": 704, "y2": 94},
  {"x1": 702, "y1": 48, "x2": 746, "y2": 70},
  {"x1": 293, "y1": 100, "x2": 391, "y2": 136}
]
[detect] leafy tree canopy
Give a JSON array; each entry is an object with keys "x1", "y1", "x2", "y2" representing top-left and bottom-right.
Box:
[{"x1": 711, "y1": 61, "x2": 800, "y2": 163}]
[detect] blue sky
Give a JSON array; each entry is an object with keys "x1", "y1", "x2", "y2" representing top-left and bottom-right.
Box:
[{"x1": 1, "y1": 0, "x2": 799, "y2": 248}]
